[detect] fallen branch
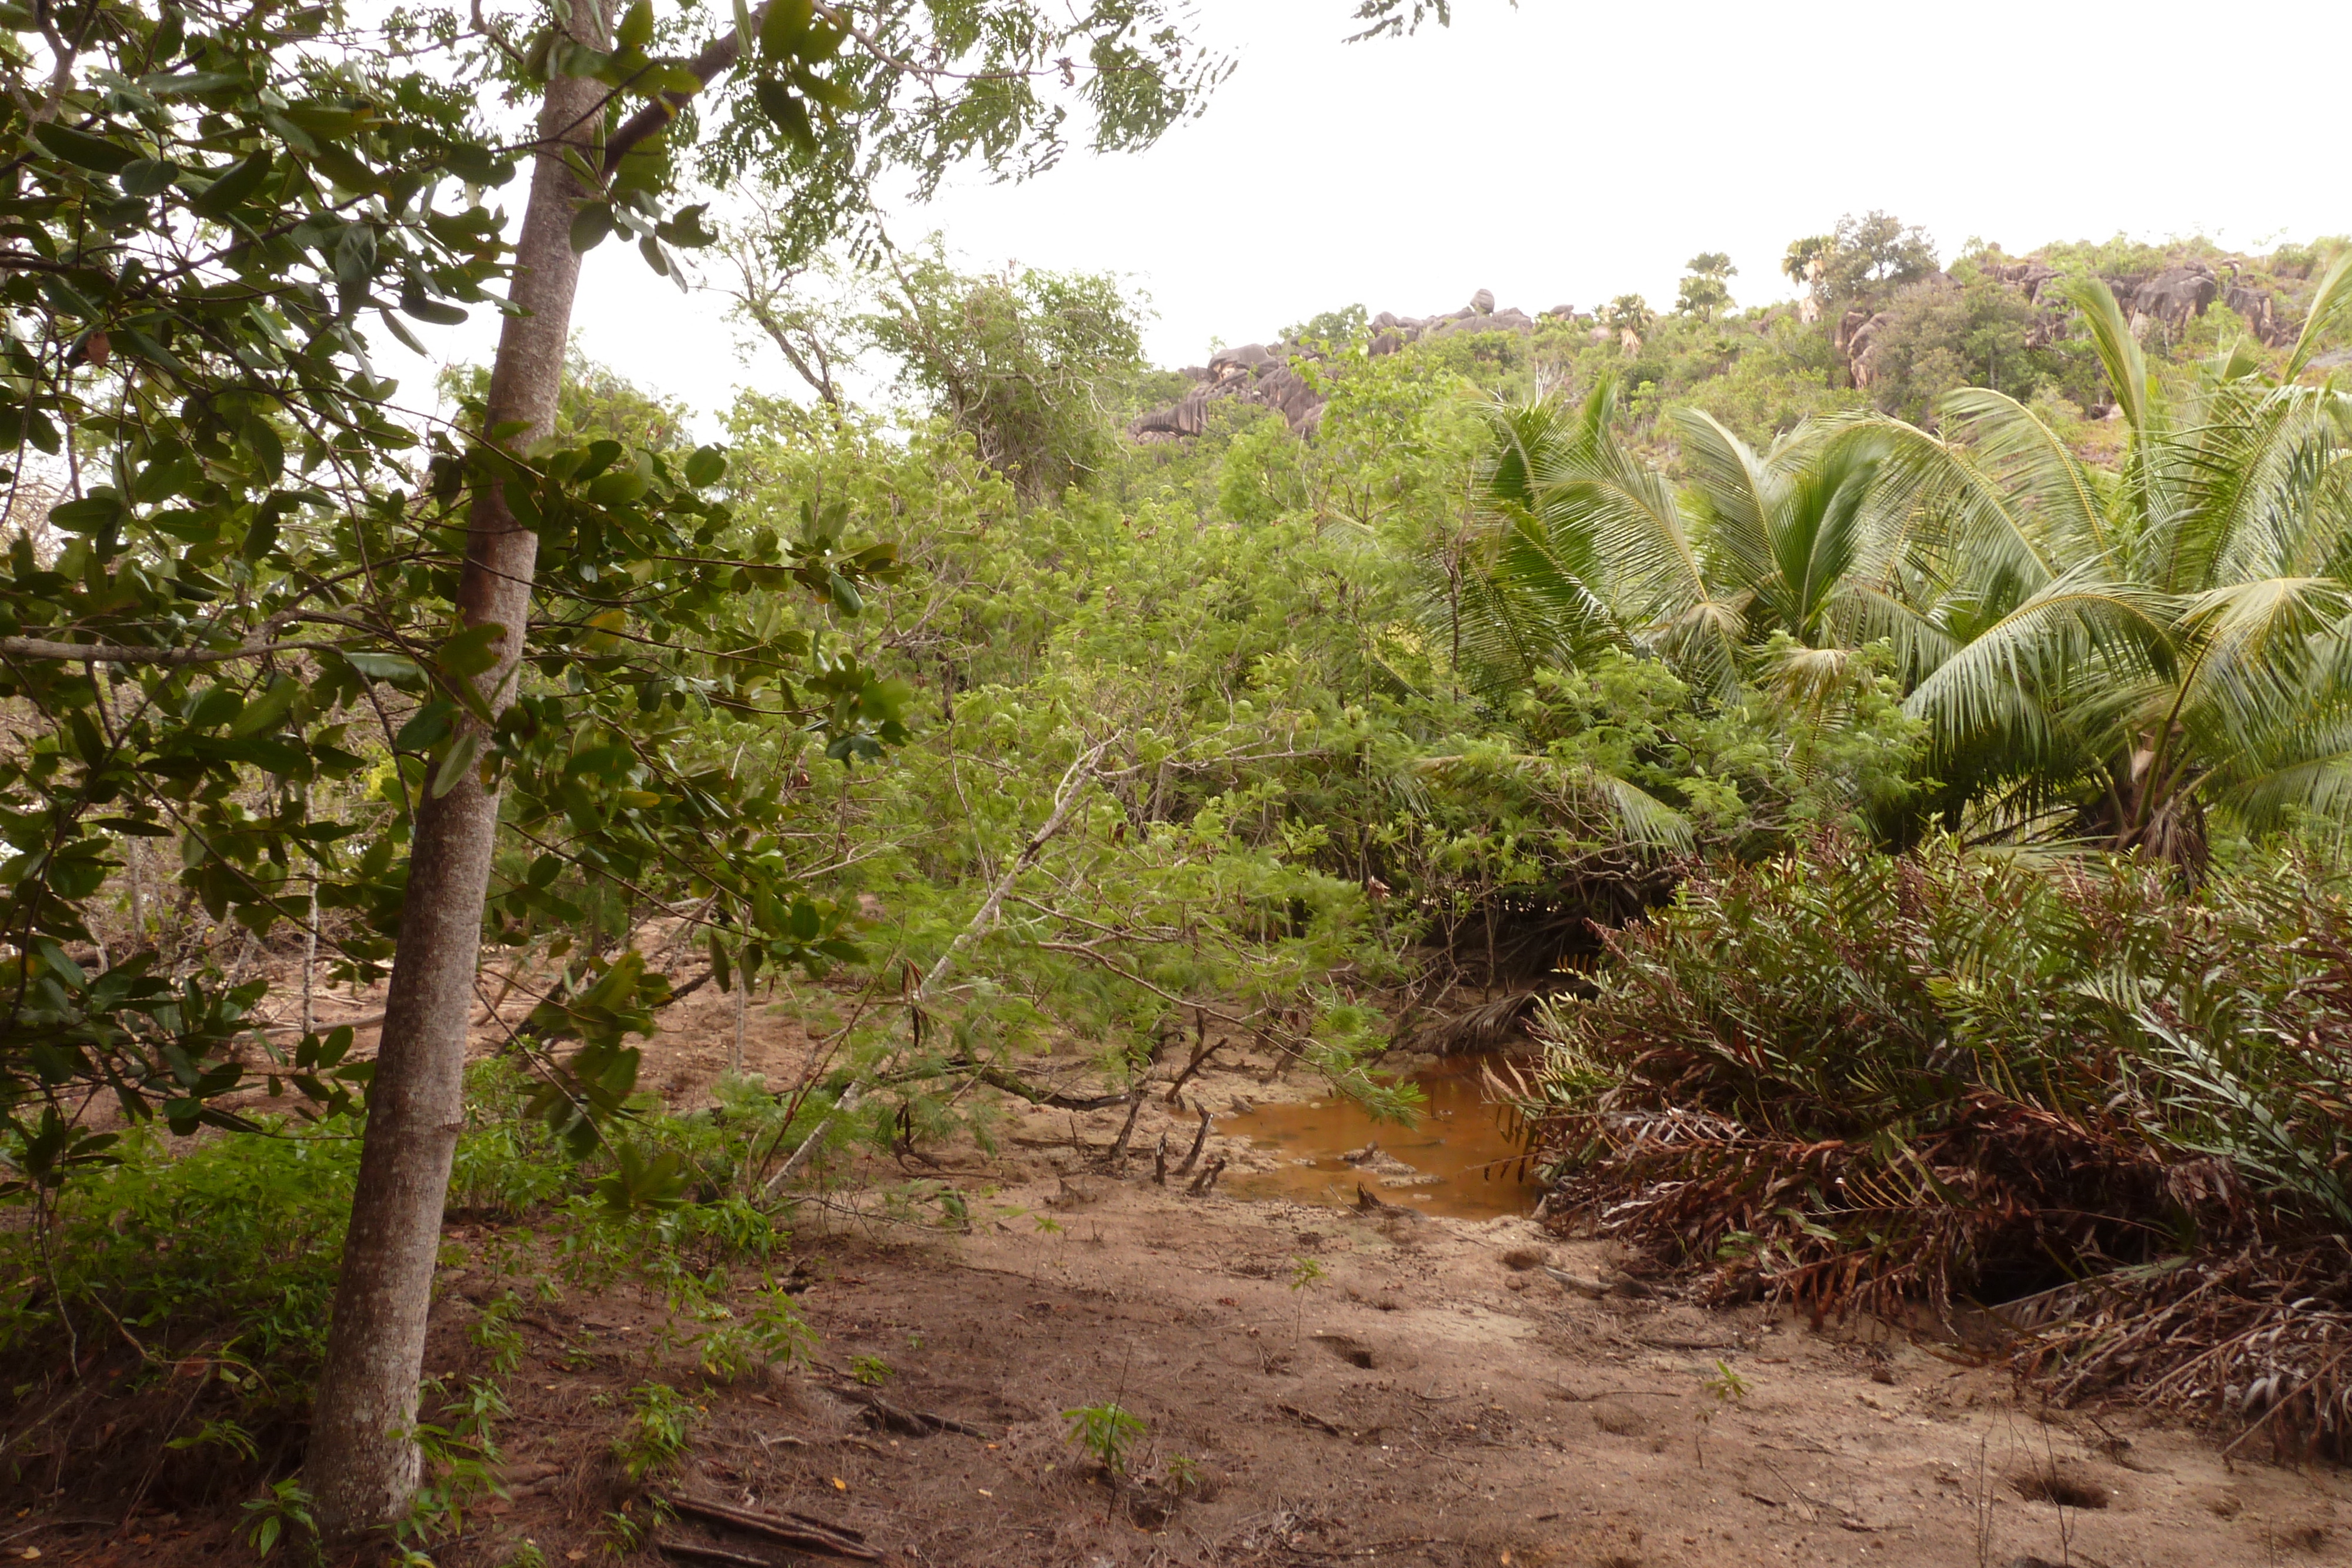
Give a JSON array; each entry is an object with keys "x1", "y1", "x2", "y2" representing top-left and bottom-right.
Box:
[
  {"x1": 828, "y1": 1383, "x2": 994, "y2": 1439},
  {"x1": 1276, "y1": 1402, "x2": 1349, "y2": 1436},
  {"x1": 956, "y1": 1059, "x2": 1128, "y2": 1112},
  {"x1": 653, "y1": 1493, "x2": 879, "y2": 1561}
]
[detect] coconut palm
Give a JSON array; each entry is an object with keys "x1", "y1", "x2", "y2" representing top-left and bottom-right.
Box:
[
  {"x1": 1452, "y1": 255, "x2": 2352, "y2": 874},
  {"x1": 1461, "y1": 375, "x2": 1916, "y2": 703},
  {"x1": 1875, "y1": 256, "x2": 2352, "y2": 871}
]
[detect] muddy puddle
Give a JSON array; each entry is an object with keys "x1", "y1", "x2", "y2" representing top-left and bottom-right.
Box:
[{"x1": 1224, "y1": 1054, "x2": 1538, "y2": 1219}]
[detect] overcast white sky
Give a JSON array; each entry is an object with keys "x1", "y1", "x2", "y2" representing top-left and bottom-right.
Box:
[{"x1": 401, "y1": 0, "x2": 2352, "y2": 429}]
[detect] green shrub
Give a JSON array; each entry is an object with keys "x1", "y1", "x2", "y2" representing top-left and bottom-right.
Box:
[
  {"x1": 0, "y1": 1116, "x2": 359, "y2": 1396},
  {"x1": 1530, "y1": 837, "x2": 2352, "y2": 1313}
]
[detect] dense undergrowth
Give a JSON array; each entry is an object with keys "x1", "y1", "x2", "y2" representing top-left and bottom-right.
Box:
[
  {"x1": 0, "y1": 1058, "x2": 849, "y2": 1550},
  {"x1": 1527, "y1": 836, "x2": 2352, "y2": 1455},
  {"x1": 6, "y1": 209, "x2": 2352, "y2": 1538}
]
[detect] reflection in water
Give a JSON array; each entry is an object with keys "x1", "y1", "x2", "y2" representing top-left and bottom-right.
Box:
[{"x1": 1221, "y1": 1055, "x2": 1537, "y2": 1220}]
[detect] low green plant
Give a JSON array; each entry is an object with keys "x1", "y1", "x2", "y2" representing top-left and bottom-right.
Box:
[
  {"x1": 169, "y1": 1417, "x2": 260, "y2": 1463},
  {"x1": 0, "y1": 1116, "x2": 359, "y2": 1407},
  {"x1": 848, "y1": 1353, "x2": 894, "y2": 1387},
  {"x1": 240, "y1": 1477, "x2": 318, "y2": 1561},
  {"x1": 1700, "y1": 1359, "x2": 1750, "y2": 1405},
  {"x1": 614, "y1": 1383, "x2": 699, "y2": 1481},
  {"x1": 1062, "y1": 1400, "x2": 1147, "y2": 1475},
  {"x1": 697, "y1": 1283, "x2": 818, "y2": 1381},
  {"x1": 400, "y1": 1378, "x2": 510, "y2": 1545},
  {"x1": 470, "y1": 1291, "x2": 530, "y2": 1378},
  {"x1": 1287, "y1": 1256, "x2": 1327, "y2": 1343},
  {"x1": 1696, "y1": 1359, "x2": 1750, "y2": 1470}
]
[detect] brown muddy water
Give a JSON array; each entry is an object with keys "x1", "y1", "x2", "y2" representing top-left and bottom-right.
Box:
[{"x1": 1223, "y1": 1054, "x2": 1539, "y2": 1219}]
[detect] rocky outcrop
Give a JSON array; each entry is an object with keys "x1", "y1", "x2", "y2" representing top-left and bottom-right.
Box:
[
  {"x1": 1828, "y1": 254, "x2": 2306, "y2": 388},
  {"x1": 1128, "y1": 342, "x2": 1329, "y2": 442},
  {"x1": 1131, "y1": 289, "x2": 1546, "y2": 442},
  {"x1": 2117, "y1": 263, "x2": 2220, "y2": 336},
  {"x1": 1835, "y1": 306, "x2": 1885, "y2": 389}
]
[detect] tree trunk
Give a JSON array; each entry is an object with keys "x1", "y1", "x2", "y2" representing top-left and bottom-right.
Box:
[{"x1": 306, "y1": 4, "x2": 613, "y2": 1535}]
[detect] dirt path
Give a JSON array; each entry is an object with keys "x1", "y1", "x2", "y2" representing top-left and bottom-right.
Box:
[
  {"x1": 91, "y1": 971, "x2": 2343, "y2": 1566},
  {"x1": 572, "y1": 994, "x2": 2352, "y2": 1566},
  {"x1": 690, "y1": 1171, "x2": 2338, "y2": 1568}
]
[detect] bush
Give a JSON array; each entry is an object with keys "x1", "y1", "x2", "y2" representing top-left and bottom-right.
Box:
[{"x1": 1529, "y1": 837, "x2": 2352, "y2": 1313}]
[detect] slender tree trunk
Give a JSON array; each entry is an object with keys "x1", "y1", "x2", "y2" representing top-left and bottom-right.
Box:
[{"x1": 306, "y1": 4, "x2": 613, "y2": 1535}]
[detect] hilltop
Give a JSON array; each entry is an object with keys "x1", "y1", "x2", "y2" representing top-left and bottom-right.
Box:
[{"x1": 1130, "y1": 220, "x2": 2348, "y2": 453}]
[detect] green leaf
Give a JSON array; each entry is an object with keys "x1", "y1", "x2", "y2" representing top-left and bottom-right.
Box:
[
  {"x1": 188, "y1": 684, "x2": 243, "y2": 730},
  {"x1": 343, "y1": 650, "x2": 424, "y2": 686},
  {"x1": 683, "y1": 446, "x2": 727, "y2": 487},
  {"x1": 753, "y1": 81, "x2": 815, "y2": 151},
  {"x1": 760, "y1": 0, "x2": 813, "y2": 57},
  {"x1": 46, "y1": 494, "x2": 127, "y2": 535},
  {"x1": 376, "y1": 307, "x2": 427, "y2": 356},
  {"x1": 307, "y1": 141, "x2": 379, "y2": 194},
  {"x1": 121, "y1": 157, "x2": 180, "y2": 196},
  {"x1": 593, "y1": 1141, "x2": 689, "y2": 1211},
  {"x1": 617, "y1": 0, "x2": 654, "y2": 52},
  {"x1": 436, "y1": 620, "x2": 510, "y2": 680},
  {"x1": 239, "y1": 416, "x2": 285, "y2": 485},
  {"x1": 395, "y1": 699, "x2": 456, "y2": 753},
  {"x1": 430, "y1": 730, "x2": 484, "y2": 800},
  {"x1": 32, "y1": 122, "x2": 136, "y2": 174},
  {"x1": 400, "y1": 285, "x2": 469, "y2": 326},
  {"x1": 29, "y1": 937, "x2": 86, "y2": 989},
  {"x1": 587, "y1": 466, "x2": 650, "y2": 506},
  {"x1": 656, "y1": 203, "x2": 719, "y2": 249},
  {"x1": 828, "y1": 571, "x2": 863, "y2": 618},
  {"x1": 186, "y1": 149, "x2": 275, "y2": 219},
  {"x1": 228, "y1": 676, "x2": 300, "y2": 737},
  {"x1": 570, "y1": 201, "x2": 615, "y2": 254}
]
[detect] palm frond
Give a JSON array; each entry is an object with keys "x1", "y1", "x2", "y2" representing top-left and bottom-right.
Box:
[
  {"x1": 1903, "y1": 569, "x2": 2175, "y2": 750},
  {"x1": 1671, "y1": 407, "x2": 1779, "y2": 595},
  {"x1": 2060, "y1": 275, "x2": 2154, "y2": 436},
  {"x1": 1936, "y1": 387, "x2": 2117, "y2": 570},
  {"x1": 2285, "y1": 249, "x2": 2352, "y2": 383}
]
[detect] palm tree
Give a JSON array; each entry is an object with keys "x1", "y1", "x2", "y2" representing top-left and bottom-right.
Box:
[
  {"x1": 1874, "y1": 256, "x2": 2352, "y2": 873},
  {"x1": 1451, "y1": 254, "x2": 2352, "y2": 875},
  {"x1": 1461, "y1": 376, "x2": 1912, "y2": 704}
]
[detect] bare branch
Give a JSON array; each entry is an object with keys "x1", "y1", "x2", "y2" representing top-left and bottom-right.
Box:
[{"x1": 0, "y1": 634, "x2": 349, "y2": 666}]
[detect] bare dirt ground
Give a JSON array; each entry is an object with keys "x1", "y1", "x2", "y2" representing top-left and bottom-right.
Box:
[{"x1": 32, "y1": 967, "x2": 2352, "y2": 1567}]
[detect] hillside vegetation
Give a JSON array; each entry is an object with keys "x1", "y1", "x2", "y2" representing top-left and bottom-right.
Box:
[{"x1": 8, "y1": 182, "x2": 2352, "y2": 1553}]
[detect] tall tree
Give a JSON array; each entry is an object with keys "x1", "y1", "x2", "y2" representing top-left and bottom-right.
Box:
[
  {"x1": 1675, "y1": 251, "x2": 1736, "y2": 322},
  {"x1": 1457, "y1": 258, "x2": 2352, "y2": 873},
  {"x1": 0, "y1": 0, "x2": 924, "y2": 1530},
  {"x1": 303, "y1": 0, "x2": 1228, "y2": 1533}
]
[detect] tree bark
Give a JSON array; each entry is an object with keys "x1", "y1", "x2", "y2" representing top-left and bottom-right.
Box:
[{"x1": 306, "y1": 2, "x2": 614, "y2": 1535}]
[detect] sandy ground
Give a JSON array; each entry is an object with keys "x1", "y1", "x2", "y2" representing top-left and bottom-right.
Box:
[
  {"x1": 44, "y1": 958, "x2": 2350, "y2": 1567},
  {"x1": 445, "y1": 1158, "x2": 2347, "y2": 1566}
]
